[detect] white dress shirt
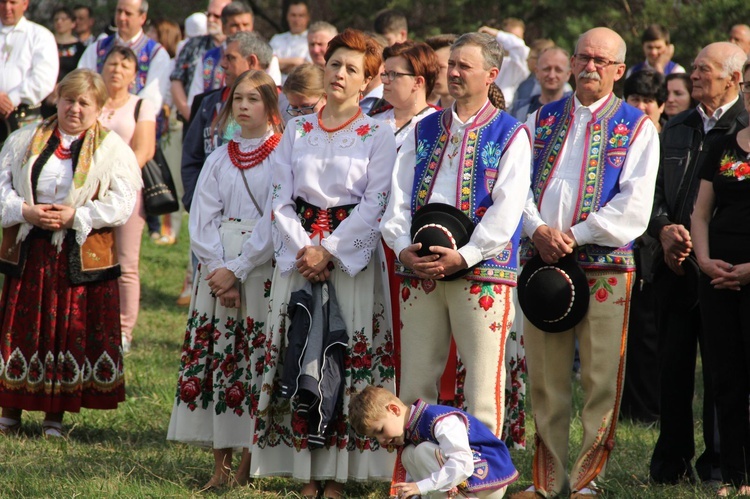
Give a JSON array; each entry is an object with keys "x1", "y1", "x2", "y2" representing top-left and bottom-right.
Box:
[
  {"x1": 78, "y1": 30, "x2": 171, "y2": 110},
  {"x1": 697, "y1": 96, "x2": 739, "y2": 134},
  {"x1": 523, "y1": 94, "x2": 661, "y2": 248},
  {"x1": 0, "y1": 17, "x2": 58, "y2": 107},
  {"x1": 381, "y1": 101, "x2": 531, "y2": 268}
]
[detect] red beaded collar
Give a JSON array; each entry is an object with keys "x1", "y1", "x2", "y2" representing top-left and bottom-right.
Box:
[{"x1": 227, "y1": 133, "x2": 282, "y2": 170}]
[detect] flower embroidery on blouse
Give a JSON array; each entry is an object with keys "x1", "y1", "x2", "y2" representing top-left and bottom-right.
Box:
[
  {"x1": 355, "y1": 123, "x2": 374, "y2": 141},
  {"x1": 298, "y1": 119, "x2": 314, "y2": 136},
  {"x1": 719, "y1": 153, "x2": 750, "y2": 181}
]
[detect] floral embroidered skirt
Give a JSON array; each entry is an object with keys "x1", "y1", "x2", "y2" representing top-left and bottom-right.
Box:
[
  {"x1": 251, "y1": 245, "x2": 397, "y2": 482},
  {"x1": 167, "y1": 220, "x2": 273, "y2": 449},
  {"x1": 0, "y1": 237, "x2": 124, "y2": 412}
]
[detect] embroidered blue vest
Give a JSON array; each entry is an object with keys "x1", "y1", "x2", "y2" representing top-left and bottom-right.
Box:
[
  {"x1": 202, "y1": 46, "x2": 225, "y2": 93},
  {"x1": 95, "y1": 34, "x2": 162, "y2": 95},
  {"x1": 521, "y1": 94, "x2": 648, "y2": 271},
  {"x1": 397, "y1": 104, "x2": 527, "y2": 285},
  {"x1": 405, "y1": 399, "x2": 518, "y2": 492}
]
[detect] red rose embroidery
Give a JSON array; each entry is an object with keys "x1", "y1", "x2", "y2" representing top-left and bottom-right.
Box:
[
  {"x1": 738, "y1": 163, "x2": 750, "y2": 177},
  {"x1": 225, "y1": 381, "x2": 246, "y2": 409},
  {"x1": 356, "y1": 124, "x2": 371, "y2": 137},
  {"x1": 478, "y1": 295, "x2": 494, "y2": 311},
  {"x1": 302, "y1": 121, "x2": 314, "y2": 133},
  {"x1": 614, "y1": 123, "x2": 629, "y2": 135},
  {"x1": 220, "y1": 354, "x2": 238, "y2": 376},
  {"x1": 180, "y1": 376, "x2": 201, "y2": 402},
  {"x1": 470, "y1": 283, "x2": 482, "y2": 294}
]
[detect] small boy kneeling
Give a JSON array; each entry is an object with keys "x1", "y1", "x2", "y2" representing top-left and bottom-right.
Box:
[{"x1": 350, "y1": 386, "x2": 518, "y2": 498}]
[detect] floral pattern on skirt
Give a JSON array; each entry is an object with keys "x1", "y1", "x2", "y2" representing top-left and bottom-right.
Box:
[
  {"x1": 168, "y1": 220, "x2": 273, "y2": 449},
  {"x1": 0, "y1": 237, "x2": 124, "y2": 412},
  {"x1": 251, "y1": 246, "x2": 397, "y2": 482}
]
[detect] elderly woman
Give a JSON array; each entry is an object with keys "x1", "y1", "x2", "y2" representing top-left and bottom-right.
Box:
[
  {"x1": 372, "y1": 41, "x2": 440, "y2": 148},
  {"x1": 99, "y1": 46, "x2": 156, "y2": 353},
  {"x1": 691, "y1": 59, "x2": 750, "y2": 497},
  {"x1": 251, "y1": 29, "x2": 397, "y2": 498},
  {"x1": 0, "y1": 69, "x2": 141, "y2": 437}
]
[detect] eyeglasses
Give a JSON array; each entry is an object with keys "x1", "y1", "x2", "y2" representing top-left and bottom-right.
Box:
[
  {"x1": 741, "y1": 82, "x2": 750, "y2": 94},
  {"x1": 380, "y1": 70, "x2": 415, "y2": 81},
  {"x1": 204, "y1": 11, "x2": 222, "y2": 19},
  {"x1": 573, "y1": 54, "x2": 621, "y2": 69},
  {"x1": 286, "y1": 96, "x2": 323, "y2": 117}
]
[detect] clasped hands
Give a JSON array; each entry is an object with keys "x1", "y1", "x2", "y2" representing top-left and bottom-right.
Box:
[
  {"x1": 206, "y1": 267, "x2": 241, "y2": 308},
  {"x1": 398, "y1": 243, "x2": 467, "y2": 280},
  {"x1": 532, "y1": 225, "x2": 576, "y2": 264},
  {"x1": 22, "y1": 203, "x2": 75, "y2": 231},
  {"x1": 296, "y1": 245, "x2": 332, "y2": 282}
]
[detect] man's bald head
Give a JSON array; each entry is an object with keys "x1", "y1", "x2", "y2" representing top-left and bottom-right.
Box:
[
  {"x1": 572, "y1": 27, "x2": 627, "y2": 105},
  {"x1": 575, "y1": 27, "x2": 626, "y2": 64},
  {"x1": 691, "y1": 42, "x2": 745, "y2": 112},
  {"x1": 729, "y1": 24, "x2": 750, "y2": 55}
]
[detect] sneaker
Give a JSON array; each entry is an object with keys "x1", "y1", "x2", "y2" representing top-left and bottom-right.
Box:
[{"x1": 121, "y1": 334, "x2": 131, "y2": 354}]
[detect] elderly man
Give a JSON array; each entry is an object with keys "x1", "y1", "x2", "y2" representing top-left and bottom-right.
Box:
[
  {"x1": 516, "y1": 27, "x2": 660, "y2": 498},
  {"x1": 170, "y1": 0, "x2": 231, "y2": 121},
  {"x1": 306, "y1": 21, "x2": 336, "y2": 67},
  {"x1": 648, "y1": 41, "x2": 747, "y2": 485},
  {"x1": 729, "y1": 24, "x2": 750, "y2": 55},
  {"x1": 181, "y1": 31, "x2": 272, "y2": 212},
  {"x1": 78, "y1": 0, "x2": 169, "y2": 110},
  {"x1": 511, "y1": 46, "x2": 572, "y2": 121},
  {"x1": 381, "y1": 32, "x2": 530, "y2": 437},
  {"x1": 0, "y1": 0, "x2": 58, "y2": 144}
]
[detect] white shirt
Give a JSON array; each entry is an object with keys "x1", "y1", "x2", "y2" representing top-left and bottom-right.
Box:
[
  {"x1": 523, "y1": 94, "x2": 661, "y2": 248},
  {"x1": 272, "y1": 112, "x2": 397, "y2": 276},
  {"x1": 190, "y1": 133, "x2": 275, "y2": 280},
  {"x1": 78, "y1": 30, "x2": 171, "y2": 110},
  {"x1": 408, "y1": 410, "x2": 475, "y2": 495},
  {"x1": 625, "y1": 59, "x2": 686, "y2": 78},
  {"x1": 371, "y1": 106, "x2": 437, "y2": 149},
  {"x1": 0, "y1": 17, "x2": 58, "y2": 107},
  {"x1": 493, "y1": 31, "x2": 530, "y2": 109},
  {"x1": 697, "y1": 96, "x2": 739, "y2": 134},
  {"x1": 381, "y1": 101, "x2": 531, "y2": 268},
  {"x1": 269, "y1": 30, "x2": 308, "y2": 81}
]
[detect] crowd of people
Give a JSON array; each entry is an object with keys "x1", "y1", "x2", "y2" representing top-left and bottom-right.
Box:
[{"x1": 1, "y1": 0, "x2": 750, "y2": 497}]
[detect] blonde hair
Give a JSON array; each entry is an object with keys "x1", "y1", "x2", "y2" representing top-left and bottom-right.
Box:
[
  {"x1": 57, "y1": 68, "x2": 108, "y2": 109},
  {"x1": 213, "y1": 70, "x2": 284, "y2": 137},
  {"x1": 348, "y1": 386, "x2": 400, "y2": 436},
  {"x1": 282, "y1": 63, "x2": 324, "y2": 99}
]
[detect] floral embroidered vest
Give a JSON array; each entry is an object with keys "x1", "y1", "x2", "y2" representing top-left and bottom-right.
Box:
[
  {"x1": 202, "y1": 46, "x2": 225, "y2": 93},
  {"x1": 521, "y1": 94, "x2": 648, "y2": 271},
  {"x1": 405, "y1": 399, "x2": 519, "y2": 492},
  {"x1": 397, "y1": 104, "x2": 526, "y2": 285},
  {"x1": 95, "y1": 34, "x2": 162, "y2": 95}
]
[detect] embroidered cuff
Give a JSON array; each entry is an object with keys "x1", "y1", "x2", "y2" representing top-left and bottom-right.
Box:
[
  {"x1": 225, "y1": 257, "x2": 252, "y2": 283},
  {"x1": 1, "y1": 197, "x2": 25, "y2": 227},
  {"x1": 73, "y1": 207, "x2": 92, "y2": 244}
]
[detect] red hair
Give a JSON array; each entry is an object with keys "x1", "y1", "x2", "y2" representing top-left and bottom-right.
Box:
[
  {"x1": 324, "y1": 28, "x2": 382, "y2": 80},
  {"x1": 383, "y1": 41, "x2": 440, "y2": 98}
]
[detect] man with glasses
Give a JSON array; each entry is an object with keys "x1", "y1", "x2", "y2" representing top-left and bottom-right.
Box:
[
  {"x1": 170, "y1": 0, "x2": 231, "y2": 121},
  {"x1": 514, "y1": 27, "x2": 660, "y2": 498},
  {"x1": 381, "y1": 32, "x2": 530, "y2": 441},
  {"x1": 648, "y1": 41, "x2": 747, "y2": 486}
]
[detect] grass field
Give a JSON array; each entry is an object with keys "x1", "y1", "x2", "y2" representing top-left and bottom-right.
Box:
[{"x1": 0, "y1": 227, "x2": 721, "y2": 497}]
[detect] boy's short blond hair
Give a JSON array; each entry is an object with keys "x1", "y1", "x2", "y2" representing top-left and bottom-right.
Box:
[{"x1": 348, "y1": 386, "x2": 399, "y2": 435}]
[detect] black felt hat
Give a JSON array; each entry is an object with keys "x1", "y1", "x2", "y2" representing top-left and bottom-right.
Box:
[
  {"x1": 518, "y1": 253, "x2": 590, "y2": 333},
  {"x1": 410, "y1": 203, "x2": 474, "y2": 281}
]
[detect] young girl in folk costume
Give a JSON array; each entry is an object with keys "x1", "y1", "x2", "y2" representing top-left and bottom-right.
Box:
[{"x1": 167, "y1": 70, "x2": 282, "y2": 489}]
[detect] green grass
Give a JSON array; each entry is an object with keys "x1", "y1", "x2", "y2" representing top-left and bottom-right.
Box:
[{"x1": 0, "y1": 224, "x2": 720, "y2": 497}]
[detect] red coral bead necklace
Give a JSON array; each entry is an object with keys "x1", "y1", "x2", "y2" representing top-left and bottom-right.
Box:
[{"x1": 227, "y1": 133, "x2": 282, "y2": 170}]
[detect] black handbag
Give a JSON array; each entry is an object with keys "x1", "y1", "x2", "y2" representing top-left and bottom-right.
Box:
[{"x1": 135, "y1": 99, "x2": 179, "y2": 215}]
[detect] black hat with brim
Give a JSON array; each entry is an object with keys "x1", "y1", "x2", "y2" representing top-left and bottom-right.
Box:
[
  {"x1": 518, "y1": 252, "x2": 590, "y2": 333},
  {"x1": 410, "y1": 203, "x2": 474, "y2": 281}
]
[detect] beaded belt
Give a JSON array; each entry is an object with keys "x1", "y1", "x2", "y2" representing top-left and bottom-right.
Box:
[{"x1": 295, "y1": 197, "x2": 356, "y2": 241}]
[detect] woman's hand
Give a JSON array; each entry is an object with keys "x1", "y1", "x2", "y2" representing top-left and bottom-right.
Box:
[
  {"x1": 206, "y1": 267, "x2": 237, "y2": 296},
  {"x1": 726, "y1": 263, "x2": 750, "y2": 288},
  {"x1": 22, "y1": 203, "x2": 74, "y2": 230},
  {"x1": 296, "y1": 245, "x2": 332, "y2": 281},
  {"x1": 219, "y1": 286, "x2": 240, "y2": 308},
  {"x1": 392, "y1": 482, "x2": 420, "y2": 499},
  {"x1": 698, "y1": 257, "x2": 739, "y2": 290}
]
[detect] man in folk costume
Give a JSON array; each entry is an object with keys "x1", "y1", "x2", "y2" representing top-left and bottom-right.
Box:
[
  {"x1": 77, "y1": 0, "x2": 170, "y2": 110},
  {"x1": 515, "y1": 27, "x2": 660, "y2": 498},
  {"x1": 381, "y1": 32, "x2": 531, "y2": 437}
]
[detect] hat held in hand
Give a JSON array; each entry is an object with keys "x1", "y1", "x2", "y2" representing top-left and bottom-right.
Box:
[
  {"x1": 410, "y1": 203, "x2": 474, "y2": 281},
  {"x1": 518, "y1": 252, "x2": 589, "y2": 333}
]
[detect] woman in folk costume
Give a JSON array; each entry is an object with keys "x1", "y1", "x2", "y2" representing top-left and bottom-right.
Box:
[
  {"x1": 167, "y1": 70, "x2": 281, "y2": 490},
  {"x1": 0, "y1": 69, "x2": 141, "y2": 437},
  {"x1": 251, "y1": 29, "x2": 398, "y2": 499}
]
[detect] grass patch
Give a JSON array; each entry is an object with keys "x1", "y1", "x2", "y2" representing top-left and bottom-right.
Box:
[{"x1": 0, "y1": 224, "x2": 716, "y2": 497}]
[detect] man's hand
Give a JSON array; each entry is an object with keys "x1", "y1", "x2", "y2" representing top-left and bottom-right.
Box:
[
  {"x1": 392, "y1": 481, "x2": 420, "y2": 498},
  {"x1": 206, "y1": 267, "x2": 237, "y2": 296},
  {"x1": 0, "y1": 92, "x2": 14, "y2": 117},
  {"x1": 653, "y1": 43, "x2": 676, "y2": 74},
  {"x1": 659, "y1": 224, "x2": 692, "y2": 274},
  {"x1": 478, "y1": 26, "x2": 499, "y2": 37},
  {"x1": 532, "y1": 225, "x2": 574, "y2": 264},
  {"x1": 398, "y1": 243, "x2": 442, "y2": 279},
  {"x1": 426, "y1": 246, "x2": 468, "y2": 279}
]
